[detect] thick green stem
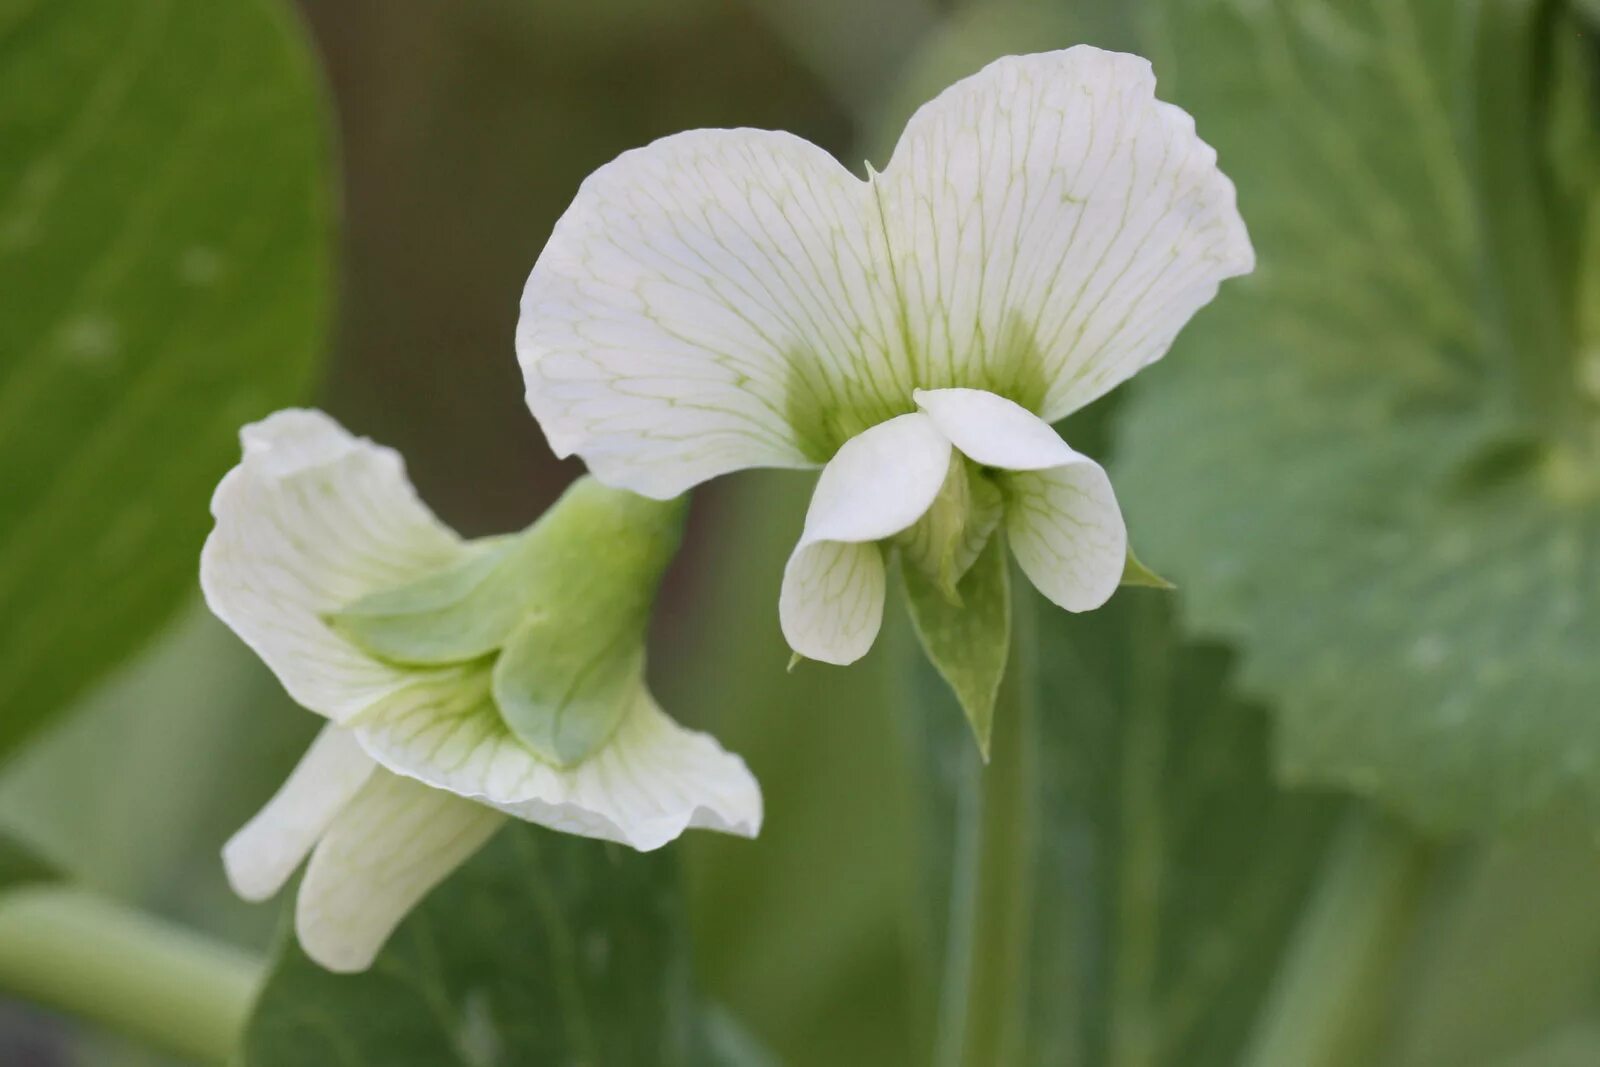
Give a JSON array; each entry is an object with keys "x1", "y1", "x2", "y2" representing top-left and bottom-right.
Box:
[
  {"x1": 0, "y1": 886, "x2": 262, "y2": 1064},
  {"x1": 1106, "y1": 593, "x2": 1171, "y2": 1067},
  {"x1": 934, "y1": 590, "x2": 1038, "y2": 1067},
  {"x1": 1242, "y1": 812, "x2": 1434, "y2": 1067}
]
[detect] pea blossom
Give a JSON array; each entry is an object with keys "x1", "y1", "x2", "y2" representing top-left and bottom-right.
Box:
[
  {"x1": 201, "y1": 410, "x2": 760, "y2": 972},
  {"x1": 517, "y1": 46, "x2": 1253, "y2": 665}
]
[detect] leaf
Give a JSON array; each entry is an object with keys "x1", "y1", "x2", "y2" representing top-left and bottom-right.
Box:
[
  {"x1": 0, "y1": 836, "x2": 55, "y2": 892},
  {"x1": 0, "y1": 0, "x2": 333, "y2": 764},
  {"x1": 1113, "y1": 0, "x2": 1600, "y2": 832},
  {"x1": 902, "y1": 534, "x2": 1010, "y2": 758},
  {"x1": 241, "y1": 823, "x2": 751, "y2": 1067},
  {"x1": 906, "y1": 589, "x2": 1343, "y2": 1066},
  {"x1": 1380, "y1": 811, "x2": 1600, "y2": 1067}
]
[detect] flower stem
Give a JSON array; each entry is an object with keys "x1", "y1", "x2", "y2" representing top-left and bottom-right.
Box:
[
  {"x1": 933, "y1": 590, "x2": 1038, "y2": 1067},
  {"x1": 1241, "y1": 812, "x2": 1434, "y2": 1067},
  {"x1": 0, "y1": 886, "x2": 262, "y2": 1064}
]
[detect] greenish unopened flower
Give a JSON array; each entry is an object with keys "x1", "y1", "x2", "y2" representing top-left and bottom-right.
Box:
[
  {"x1": 517, "y1": 46, "x2": 1253, "y2": 671},
  {"x1": 201, "y1": 410, "x2": 760, "y2": 972}
]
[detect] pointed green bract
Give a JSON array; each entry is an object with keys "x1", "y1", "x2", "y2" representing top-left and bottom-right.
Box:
[
  {"x1": 1120, "y1": 548, "x2": 1175, "y2": 591},
  {"x1": 903, "y1": 533, "x2": 1010, "y2": 758}
]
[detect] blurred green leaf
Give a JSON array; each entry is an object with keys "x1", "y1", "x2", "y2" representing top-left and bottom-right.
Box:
[
  {"x1": 0, "y1": 0, "x2": 332, "y2": 764},
  {"x1": 1488, "y1": 1026, "x2": 1600, "y2": 1067},
  {"x1": 907, "y1": 589, "x2": 1343, "y2": 1066},
  {"x1": 241, "y1": 824, "x2": 748, "y2": 1067},
  {"x1": 0, "y1": 836, "x2": 54, "y2": 891},
  {"x1": 1380, "y1": 812, "x2": 1600, "y2": 1067},
  {"x1": 1114, "y1": 0, "x2": 1600, "y2": 831}
]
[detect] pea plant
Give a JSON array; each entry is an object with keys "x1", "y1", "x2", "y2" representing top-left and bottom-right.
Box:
[{"x1": 1, "y1": 2, "x2": 1596, "y2": 1066}]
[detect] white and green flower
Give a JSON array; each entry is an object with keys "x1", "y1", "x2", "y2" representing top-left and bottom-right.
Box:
[
  {"x1": 201, "y1": 409, "x2": 760, "y2": 972},
  {"x1": 517, "y1": 46, "x2": 1253, "y2": 668}
]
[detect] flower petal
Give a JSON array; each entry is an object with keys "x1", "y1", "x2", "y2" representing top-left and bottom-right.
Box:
[
  {"x1": 777, "y1": 413, "x2": 952, "y2": 664},
  {"x1": 799, "y1": 413, "x2": 952, "y2": 544},
  {"x1": 222, "y1": 725, "x2": 376, "y2": 902},
  {"x1": 200, "y1": 409, "x2": 467, "y2": 722},
  {"x1": 519, "y1": 128, "x2": 909, "y2": 498},
  {"x1": 913, "y1": 387, "x2": 1077, "y2": 471},
  {"x1": 349, "y1": 668, "x2": 763, "y2": 852},
  {"x1": 780, "y1": 540, "x2": 887, "y2": 665},
  {"x1": 877, "y1": 46, "x2": 1254, "y2": 421},
  {"x1": 295, "y1": 768, "x2": 506, "y2": 973},
  {"x1": 1003, "y1": 456, "x2": 1127, "y2": 612}
]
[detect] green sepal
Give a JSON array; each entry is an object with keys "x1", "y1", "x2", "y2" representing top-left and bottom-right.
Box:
[
  {"x1": 325, "y1": 536, "x2": 527, "y2": 665},
  {"x1": 493, "y1": 618, "x2": 644, "y2": 768},
  {"x1": 328, "y1": 477, "x2": 685, "y2": 767},
  {"x1": 896, "y1": 455, "x2": 1004, "y2": 601},
  {"x1": 1120, "y1": 547, "x2": 1175, "y2": 590},
  {"x1": 903, "y1": 532, "x2": 1011, "y2": 760},
  {"x1": 488, "y1": 478, "x2": 686, "y2": 767}
]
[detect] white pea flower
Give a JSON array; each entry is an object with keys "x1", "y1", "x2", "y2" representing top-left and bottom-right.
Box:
[
  {"x1": 201, "y1": 410, "x2": 760, "y2": 972},
  {"x1": 517, "y1": 46, "x2": 1253, "y2": 666}
]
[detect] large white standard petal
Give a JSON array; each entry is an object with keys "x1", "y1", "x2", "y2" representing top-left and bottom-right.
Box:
[
  {"x1": 349, "y1": 668, "x2": 763, "y2": 853},
  {"x1": 519, "y1": 128, "x2": 909, "y2": 499},
  {"x1": 295, "y1": 768, "x2": 506, "y2": 973},
  {"x1": 222, "y1": 725, "x2": 376, "y2": 902},
  {"x1": 873, "y1": 46, "x2": 1253, "y2": 421},
  {"x1": 780, "y1": 414, "x2": 951, "y2": 663},
  {"x1": 200, "y1": 410, "x2": 468, "y2": 722}
]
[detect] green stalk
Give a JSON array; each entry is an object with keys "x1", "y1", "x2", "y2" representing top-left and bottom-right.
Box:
[
  {"x1": 1106, "y1": 593, "x2": 1170, "y2": 1067},
  {"x1": 1241, "y1": 813, "x2": 1434, "y2": 1067},
  {"x1": 933, "y1": 590, "x2": 1038, "y2": 1067},
  {"x1": 0, "y1": 886, "x2": 262, "y2": 1064}
]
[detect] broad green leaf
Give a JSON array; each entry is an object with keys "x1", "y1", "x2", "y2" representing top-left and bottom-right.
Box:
[
  {"x1": 1114, "y1": 0, "x2": 1600, "y2": 831},
  {"x1": 902, "y1": 535, "x2": 1010, "y2": 758},
  {"x1": 0, "y1": 0, "x2": 332, "y2": 763},
  {"x1": 906, "y1": 589, "x2": 1343, "y2": 1066},
  {"x1": 240, "y1": 823, "x2": 751, "y2": 1067}
]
